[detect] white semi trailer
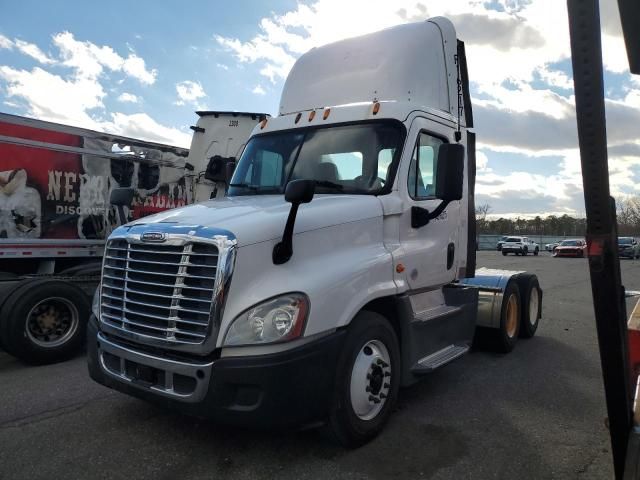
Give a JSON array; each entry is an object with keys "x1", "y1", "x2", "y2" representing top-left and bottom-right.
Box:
[
  {"x1": 88, "y1": 18, "x2": 542, "y2": 446},
  {"x1": 0, "y1": 111, "x2": 265, "y2": 364}
]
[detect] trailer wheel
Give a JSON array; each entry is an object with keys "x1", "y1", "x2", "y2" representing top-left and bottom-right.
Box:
[
  {"x1": 0, "y1": 279, "x2": 90, "y2": 364},
  {"x1": 518, "y1": 276, "x2": 542, "y2": 338},
  {"x1": 493, "y1": 281, "x2": 521, "y2": 353},
  {"x1": 324, "y1": 311, "x2": 400, "y2": 448}
]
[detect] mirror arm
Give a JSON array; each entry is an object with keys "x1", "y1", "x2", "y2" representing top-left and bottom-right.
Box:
[
  {"x1": 273, "y1": 204, "x2": 300, "y2": 265},
  {"x1": 411, "y1": 200, "x2": 451, "y2": 228}
]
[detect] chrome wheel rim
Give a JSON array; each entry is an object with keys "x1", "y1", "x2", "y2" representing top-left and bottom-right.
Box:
[
  {"x1": 505, "y1": 294, "x2": 518, "y2": 338},
  {"x1": 26, "y1": 297, "x2": 79, "y2": 348},
  {"x1": 350, "y1": 340, "x2": 391, "y2": 421},
  {"x1": 529, "y1": 288, "x2": 540, "y2": 327}
]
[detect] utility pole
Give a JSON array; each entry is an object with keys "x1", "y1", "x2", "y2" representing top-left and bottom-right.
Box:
[{"x1": 567, "y1": 1, "x2": 632, "y2": 478}]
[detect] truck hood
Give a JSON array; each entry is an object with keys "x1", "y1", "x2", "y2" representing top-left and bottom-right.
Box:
[{"x1": 127, "y1": 195, "x2": 383, "y2": 247}]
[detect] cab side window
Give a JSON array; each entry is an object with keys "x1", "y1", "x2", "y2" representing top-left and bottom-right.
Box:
[{"x1": 408, "y1": 132, "x2": 443, "y2": 199}]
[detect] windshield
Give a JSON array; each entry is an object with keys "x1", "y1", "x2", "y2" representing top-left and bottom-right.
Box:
[
  {"x1": 560, "y1": 240, "x2": 580, "y2": 246},
  {"x1": 228, "y1": 122, "x2": 404, "y2": 196},
  {"x1": 506, "y1": 237, "x2": 522, "y2": 242},
  {"x1": 619, "y1": 237, "x2": 634, "y2": 245}
]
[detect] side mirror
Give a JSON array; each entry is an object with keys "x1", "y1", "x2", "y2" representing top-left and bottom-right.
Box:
[
  {"x1": 273, "y1": 180, "x2": 315, "y2": 264},
  {"x1": 412, "y1": 143, "x2": 465, "y2": 229},
  {"x1": 284, "y1": 179, "x2": 315, "y2": 204},
  {"x1": 110, "y1": 187, "x2": 134, "y2": 225},
  {"x1": 435, "y1": 143, "x2": 464, "y2": 201},
  {"x1": 205, "y1": 155, "x2": 236, "y2": 183}
]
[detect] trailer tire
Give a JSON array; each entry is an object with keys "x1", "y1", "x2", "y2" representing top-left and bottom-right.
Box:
[
  {"x1": 493, "y1": 281, "x2": 521, "y2": 353},
  {"x1": 324, "y1": 311, "x2": 400, "y2": 448},
  {"x1": 0, "y1": 279, "x2": 90, "y2": 364}
]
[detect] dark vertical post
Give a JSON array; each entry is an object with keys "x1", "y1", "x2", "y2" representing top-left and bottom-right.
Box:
[{"x1": 567, "y1": 1, "x2": 632, "y2": 478}]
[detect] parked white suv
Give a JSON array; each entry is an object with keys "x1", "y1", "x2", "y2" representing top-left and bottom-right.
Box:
[{"x1": 501, "y1": 236, "x2": 539, "y2": 256}]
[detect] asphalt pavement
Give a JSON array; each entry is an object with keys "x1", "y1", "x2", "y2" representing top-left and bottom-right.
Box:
[{"x1": 2, "y1": 251, "x2": 638, "y2": 479}]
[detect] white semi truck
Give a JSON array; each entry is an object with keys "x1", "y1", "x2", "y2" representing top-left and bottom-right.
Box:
[
  {"x1": 0, "y1": 111, "x2": 265, "y2": 364},
  {"x1": 88, "y1": 18, "x2": 542, "y2": 446}
]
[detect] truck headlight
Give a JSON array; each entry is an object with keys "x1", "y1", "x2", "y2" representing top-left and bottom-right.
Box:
[
  {"x1": 223, "y1": 293, "x2": 309, "y2": 346},
  {"x1": 92, "y1": 286, "x2": 101, "y2": 319}
]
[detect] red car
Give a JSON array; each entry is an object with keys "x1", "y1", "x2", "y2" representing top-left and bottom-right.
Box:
[{"x1": 553, "y1": 239, "x2": 587, "y2": 257}]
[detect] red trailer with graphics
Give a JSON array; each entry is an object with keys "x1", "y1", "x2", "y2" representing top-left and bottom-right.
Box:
[{"x1": 0, "y1": 111, "x2": 264, "y2": 364}]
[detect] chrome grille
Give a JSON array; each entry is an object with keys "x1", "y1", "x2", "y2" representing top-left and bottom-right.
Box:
[{"x1": 100, "y1": 239, "x2": 218, "y2": 344}]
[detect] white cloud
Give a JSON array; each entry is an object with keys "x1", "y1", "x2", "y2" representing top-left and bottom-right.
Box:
[
  {"x1": 0, "y1": 34, "x2": 182, "y2": 148},
  {"x1": 108, "y1": 113, "x2": 191, "y2": 147},
  {"x1": 0, "y1": 65, "x2": 105, "y2": 125},
  {"x1": 122, "y1": 54, "x2": 157, "y2": 85},
  {"x1": 14, "y1": 39, "x2": 55, "y2": 64},
  {"x1": 252, "y1": 84, "x2": 266, "y2": 95},
  {"x1": 216, "y1": 63, "x2": 229, "y2": 70},
  {"x1": 52, "y1": 31, "x2": 157, "y2": 84},
  {"x1": 0, "y1": 34, "x2": 12, "y2": 50},
  {"x1": 117, "y1": 92, "x2": 140, "y2": 103},
  {"x1": 175, "y1": 80, "x2": 206, "y2": 106}
]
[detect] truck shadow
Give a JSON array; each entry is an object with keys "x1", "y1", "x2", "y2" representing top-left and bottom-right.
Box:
[{"x1": 82, "y1": 334, "x2": 609, "y2": 480}]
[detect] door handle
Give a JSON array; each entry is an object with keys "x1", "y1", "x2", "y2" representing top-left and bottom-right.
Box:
[{"x1": 447, "y1": 243, "x2": 455, "y2": 270}]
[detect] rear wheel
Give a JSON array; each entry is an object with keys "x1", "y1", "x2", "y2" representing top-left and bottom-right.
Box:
[
  {"x1": 325, "y1": 311, "x2": 400, "y2": 448},
  {"x1": 492, "y1": 281, "x2": 521, "y2": 353},
  {"x1": 534, "y1": 247, "x2": 539, "y2": 256},
  {"x1": 517, "y1": 276, "x2": 541, "y2": 338},
  {"x1": 502, "y1": 251, "x2": 507, "y2": 256},
  {"x1": 523, "y1": 247, "x2": 528, "y2": 256},
  {"x1": 0, "y1": 279, "x2": 90, "y2": 364}
]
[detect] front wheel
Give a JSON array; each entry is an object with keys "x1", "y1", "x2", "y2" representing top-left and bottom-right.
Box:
[
  {"x1": 502, "y1": 251, "x2": 508, "y2": 256},
  {"x1": 325, "y1": 311, "x2": 400, "y2": 448}
]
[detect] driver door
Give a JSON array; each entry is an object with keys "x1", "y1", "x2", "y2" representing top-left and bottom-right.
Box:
[{"x1": 398, "y1": 118, "x2": 462, "y2": 291}]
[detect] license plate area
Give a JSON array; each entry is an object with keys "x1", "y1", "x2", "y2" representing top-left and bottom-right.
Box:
[{"x1": 130, "y1": 362, "x2": 160, "y2": 386}]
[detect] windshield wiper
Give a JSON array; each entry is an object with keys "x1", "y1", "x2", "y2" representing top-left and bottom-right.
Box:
[
  {"x1": 314, "y1": 180, "x2": 344, "y2": 191},
  {"x1": 229, "y1": 183, "x2": 259, "y2": 191}
]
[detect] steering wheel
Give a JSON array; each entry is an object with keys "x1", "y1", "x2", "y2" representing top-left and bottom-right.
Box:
[{"x1": 354, "y1": 175, "x2": 386, "y2": 188}]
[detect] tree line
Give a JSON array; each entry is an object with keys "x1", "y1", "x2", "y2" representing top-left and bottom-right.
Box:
[{"x1": 475, "y1": 197, "x2": 640, "y2": 237}]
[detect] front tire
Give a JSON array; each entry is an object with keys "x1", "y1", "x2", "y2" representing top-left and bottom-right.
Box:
[
  {"x1": 0, "y1": 279, "x2": 90, "y2": 364},
  {"x1": 326, "y1": 311, "x2": 400, "y2": 448},
  {"x1": 502, "y1": 251, "x2": 508, "y2": 256}
]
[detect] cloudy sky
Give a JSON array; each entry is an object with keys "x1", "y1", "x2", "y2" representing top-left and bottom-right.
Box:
[{"x1": 1, "y1": 0, "x2": 638, "y2": 217}]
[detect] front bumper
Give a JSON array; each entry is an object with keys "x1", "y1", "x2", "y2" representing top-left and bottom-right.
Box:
[
  {"x1": 619, "y1": 249, "x2": 636, "y2": 258},
  {"x1": 502, "y1": 246, "x2": 524, "y2": 253},
  {"x1": 87, "y1": 316, "x2": 346, "y2": 428}
]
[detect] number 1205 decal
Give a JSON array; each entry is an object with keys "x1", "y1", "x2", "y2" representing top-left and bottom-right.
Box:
[{"x1": 229, "y1": 120, "x2": 239, "y2": 127}]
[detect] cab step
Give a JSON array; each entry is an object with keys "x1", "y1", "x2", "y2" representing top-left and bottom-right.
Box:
[{"x1": 410, "y1": 344, "x2": 469, "y2": 374}]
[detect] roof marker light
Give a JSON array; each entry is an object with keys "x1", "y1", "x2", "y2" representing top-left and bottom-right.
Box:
[
  {"x1": 308, "y1": 110, "x2": 316, "y2": 121},
  {"x1": 323, "y1": 108, "x2": 331, "y2": 120},
  {"x1": 373, "y1": 102, "x2": 380, "y2": 115},
  {"x1": 295, "y1": 113, "x2": 302, "y2": 124}
]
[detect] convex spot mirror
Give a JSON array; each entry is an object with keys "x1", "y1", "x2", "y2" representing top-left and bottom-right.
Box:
[
  {"x1": 434, "y1": 143, "x2": 464, "y2": 202},
  {"x1": 205, "y1": 155, "x2": 236, "y2": 183}
]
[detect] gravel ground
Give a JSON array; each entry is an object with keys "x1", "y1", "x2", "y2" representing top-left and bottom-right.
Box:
[{"x1": 2, "y1": 251, "x2": 638, "y2": 479}]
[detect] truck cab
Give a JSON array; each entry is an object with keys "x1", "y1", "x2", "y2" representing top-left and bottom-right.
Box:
[{"x1": 88, "y1": 17, "x2": 541, "y2": 446}]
